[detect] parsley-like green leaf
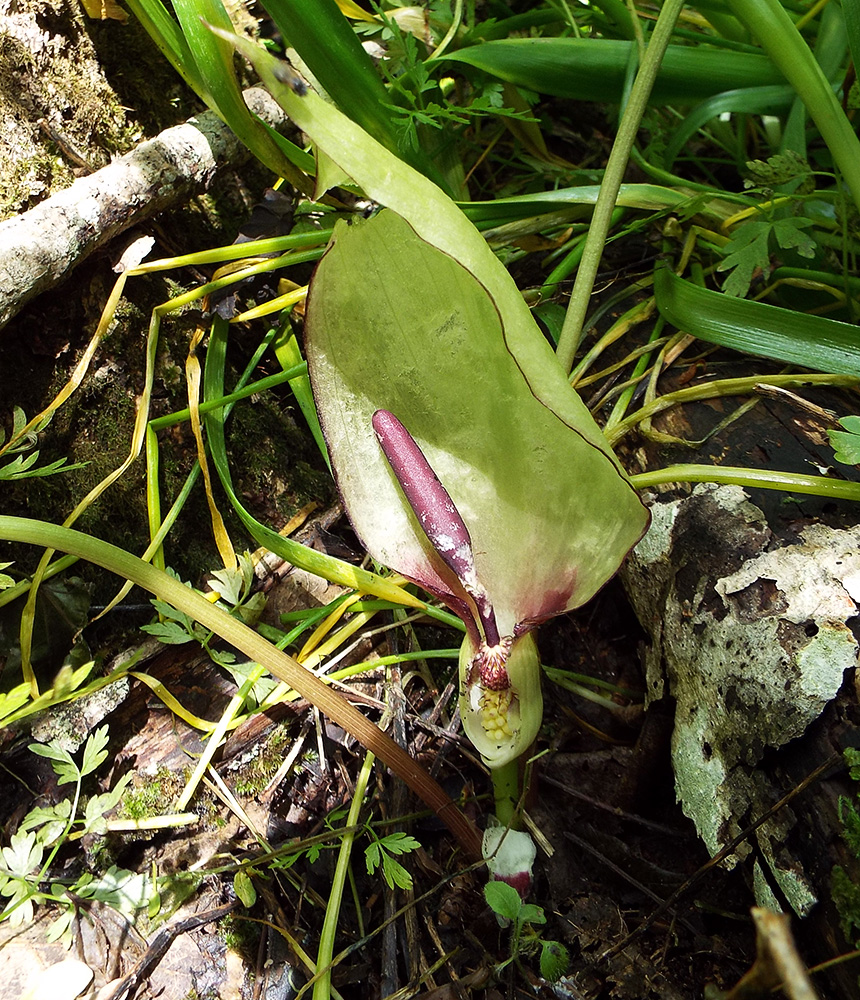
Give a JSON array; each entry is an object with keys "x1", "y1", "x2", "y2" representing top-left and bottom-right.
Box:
[
  {"x1": 28, "y1": 740, "x2": 79, "y2": 785},
  {"x1": 380, "y1": 851, "x2": 413, "y2": 891},
  {"x1": 376, "y1": 832, "x2": 420, "y2": 856},
  {"x1": 717, "y1": 215, "x2": 815, "y2": 297},
  {"x1": 1, "y1": 831, "x2": 43, "y2": 878},
  {"x1": 80, "y1": 725, "x2": 110, "y2": 778},
  {"x1": 829, "y1": 415, "x2": 860, "y2": 465},
  {"x1": 140, "y1": 620, "x2": 195, "y2": 644},
  {"x1": 18, "y1": 800, "x2": 72, "y2": 846}
]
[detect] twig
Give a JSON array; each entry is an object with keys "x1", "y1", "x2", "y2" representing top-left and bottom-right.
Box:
[
  {"x1": 105, "y1": 898, "x2": 241, "y2": 1000},
  {"x1": 0, "y1": 88, "x2": 292, "y2": 332}
]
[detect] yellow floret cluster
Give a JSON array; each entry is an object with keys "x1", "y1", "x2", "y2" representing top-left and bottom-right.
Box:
[{"x1": 480, "y1": 686, "x2": 515, "y2": 742}]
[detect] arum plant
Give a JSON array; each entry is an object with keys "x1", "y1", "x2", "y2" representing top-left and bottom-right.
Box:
[
  {"x1": 202, "y1": 29, "x2": 650, "y2": 858},
  {"x1": 303, "y1": 208, "x2": 649, "y2": 838}
]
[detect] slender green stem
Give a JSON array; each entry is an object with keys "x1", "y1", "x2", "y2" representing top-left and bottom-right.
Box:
[
  {"x1": 630, "y1": 464, "x2": 860, "y2": 502},
  {"x1": 313, "y1": 752, "x2": 374, "y2": 1000},
  {"x1": 126, "y1": 230, "x2": 333, "y2": 276},
  {"x1": 147, "y1": 364, "x2": 306, "y2": 432},
  {"x1": 2, "y1": 770, "x2": 83, "y2": 924},
  {"x1": 724, "y1": 0, "x2": 860, "y2": 212},
  {"x1": 492, "y1": 760, "x2": 520, "y2": 830},
  {"x1": 556, "y1": 0, "x2": 685, "y2": 371}
]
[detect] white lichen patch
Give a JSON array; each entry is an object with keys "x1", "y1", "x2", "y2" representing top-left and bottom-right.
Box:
[
  {"x1": 631, "y1": 496, "x2": 680, "y2": 565},
  {"x1": 624, "y1": 486, "x2": 859, "y2": 911}
]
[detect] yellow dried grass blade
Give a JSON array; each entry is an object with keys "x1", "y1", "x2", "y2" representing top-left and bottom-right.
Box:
[
  {"x1": 185, "y1": 322, "x2": 237, "y2": 571},
  {"x1": 176, "y1": 663, "x2": 266, "y2": 810}
]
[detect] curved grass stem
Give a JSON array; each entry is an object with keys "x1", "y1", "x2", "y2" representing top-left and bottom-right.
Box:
[
  {"x1": 0, "y1": 516, "x2": 483, "y2": 860},
  {"x1": 630, "y1": 464, "x2": 860, "y2": 502},
  {"x1": 556, "y1": 0, "x2": 686, "y2": 371},
  {"x1": 604, "y1": 373, "x2": 860, "y2": 447}
]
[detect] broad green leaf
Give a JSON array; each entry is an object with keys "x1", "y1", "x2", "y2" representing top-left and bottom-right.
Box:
[
  {"x1": 437, "y1": 39, "x2": 786, "y2": 106},
  {"x1": 207, "y1": 36, "x2": 648, "y2": 604},
  {"x1": 654, "y1": 264, "x2": 860, "y2": 376},
  {"x1": 200, "y1": 320, "x2": 429, "y2": 611},
  {"x1": 305, "y1": 211, "x2": 647, "y2": 633},
  {"x1": 210, "y1": 27, "x2": 651, "y2": 467},
  {"x1": 540, "y1": 940, "x2": 571, "y2": 982},
  {"x1": 215, "y1": 29, "x2": 648, "y2": 769},
  {"x1": 483, "y1": 879, "x2": 522, "y2": 921},
  {"x1": 663, "y1": 85, "x2": 794, "y2": 169}
]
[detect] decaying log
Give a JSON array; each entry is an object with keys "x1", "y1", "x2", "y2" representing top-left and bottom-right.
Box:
[
  {"x1": 0, "y1": 87, "x2": 291, "y2": 332},
  {"x1": 620, "y1": 378, "x2": 860, "y2": 998}
]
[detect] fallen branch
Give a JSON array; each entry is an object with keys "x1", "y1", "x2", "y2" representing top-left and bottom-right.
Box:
[{"x1": 0, "y1": 88, "x2": 291, "y2": 332}]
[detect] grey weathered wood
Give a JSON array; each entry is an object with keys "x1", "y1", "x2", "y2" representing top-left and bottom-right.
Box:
[{"x1": 0, "y1": 88, "x2": 290, "y2": 332}]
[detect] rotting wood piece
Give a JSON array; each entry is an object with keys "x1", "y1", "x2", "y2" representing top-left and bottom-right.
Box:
[
  {"x1": 0, "y1": 88, "x2": 292, "y2": 333},
  {"x1": 618, "y1": 374, "x2": 860, "y2": 999}
]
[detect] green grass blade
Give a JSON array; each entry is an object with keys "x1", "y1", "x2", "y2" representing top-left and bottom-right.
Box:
[
  {"x1": 265, "y1": 2, "x2": 407, "y2": 156},
  {"x1": 843, "y1": 0, "x2": 860, "y2": 85},
  {"x1": 123, "y1": 0, "x2": 210, "y2": 100},
  {"x1": 263, "y1": 0, "x2": 456, "y2": 191},
  {"x1": 200, "y1": 319, "x2": 425, "y2": 608},
  {"x1": 138, "y1": 0, "x2": 314, "y2": 191},
  {"x1": 459, "y1": 183, "x2": 689, "y2": 226},
  {"x1": 654, "y1": 264, "x2": 860, "y2": 376},
  {"x1": 630, "y1": 465, "x2": 860, "y2": 502},
  {"x1": 270, "y1": 322, "x2": 329, "y2": 469},
  {"x1": 724, "y1": 0, "x2": 860, "y2": 211},
  {"x1": 437, "y1": 39, "x2": 786, "y2": 105},
  {"x1": 664, "y1": 85, "x2": 794, "y2": 168}
]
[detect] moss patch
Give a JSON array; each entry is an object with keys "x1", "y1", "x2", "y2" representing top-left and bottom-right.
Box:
[{"x1": 0, "y1": 0, "x2": 145, "y2": 218}]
